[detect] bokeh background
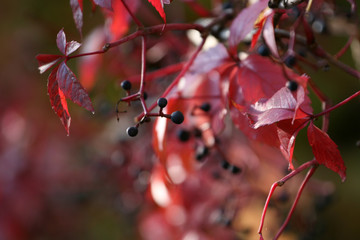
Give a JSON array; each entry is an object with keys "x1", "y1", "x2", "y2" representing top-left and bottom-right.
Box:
[{"x1": 0, "y1": 0, "x2": 359, "y2": 239}]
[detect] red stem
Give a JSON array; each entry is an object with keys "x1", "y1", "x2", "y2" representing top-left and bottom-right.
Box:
[
  {"x1": 121, "y1": 0, "x2": 143, "y2": 28},
  {"x1": 68, "y1": 23, "x2": 205, "y2": 60},
  {"x1": 308, "y1": 79, "x2": 331, "y2": 132},
  {"x1": 258, "y1": 159, "x2": 317, "y2": 238},
  {"x1": 274, "y1": 165, "x2": 318, "y2": 240},
  {"x1": 313, "y1": 90, "x2": 360, "y2": 119},
  {"x1": 127, "y1": 62, "x2": 185, "y2": 83},
  {"x1": 136, "y1": 36, "x2": 208, "y2": 121},
  {"x1": 183, "y1": 0, "x2": 212, "y2": 17},
  {"x1": 334, "y1": 36, "x2": 354, "y2": 60},
  {"x1": 139, "y1": 36, "x2": 148, "y2": 114}
]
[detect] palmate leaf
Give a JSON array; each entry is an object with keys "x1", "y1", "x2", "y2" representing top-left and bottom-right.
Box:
[
  {"x1": 48, "y1": 66, "x2": 71, "y2": 135},
  {"x1": 37, "y1": 29, "x2": 94, "y2": 134},
  {"x1": 57, "y1": 62, "x2": 94, "y2": 113},
  {"x1": 70, "y1": 0, "x2": 83, "y2": 36},
  {"x1": 307, "y1": 122, "x2": 346, "y2": 182},
  {"x1": 228, "y1": 0, "x2": 268, "y2": 53},
  {"x1": 147, "y1": 0, "x2": 167, "y2": 23}
]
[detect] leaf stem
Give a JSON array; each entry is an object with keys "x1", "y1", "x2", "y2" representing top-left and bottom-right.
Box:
[
  {"x1": 68, "y1": 23, "x2": 205, "y2": 60},
  {"x1": 136, "y1": 36, "x2": 208, "y2": 121},
  {"x1": 121, "y1": 0, "x2": 143, "y2": 28},
  {"x1": 313, "y1": 90, "x2": 360, "y2": 119},
  {"x1": 274, "y1": 165, "x2": 318, "y2": 239},
  {"x1": 258, "y1": 159, "x2": 317, "y2": 238},
  {"x1": 127, "y1": 62, "x2": 185, "y2": 83}
]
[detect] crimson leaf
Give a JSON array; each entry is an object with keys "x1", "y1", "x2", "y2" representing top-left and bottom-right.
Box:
[
  {"x1": 189, "y1": 44, "x2": 229, "y2": 74},
  {"x1": 148, "y1": 0, "x2": 166, "y2": 23},
  {"x1": 36, "y1": 54, "x2": 62, "y2": 74},
  {"x1": 93, "y1": 0, "x2": 112, "y2": 10},
  {"x1": 307, "y1": 122, "x2": 346, "y2": 182},
  {"x1": 56, "y1": 29, "x2": 81, "y2": 56},
  {"x1": 70, "y1": 0, "x2": 83, "y2": 36},
  {"x1": 263, "y1": 12, "x2": 280, "y2": 58},
  {"x1": 56, "y1": 62, "x2": 94, "y2": 113},
  {"x1": 48, "y1": 66, "x2": 71, "y2": 135},
  {"x1": 228, "y1": 0, "x2": 268, "y2": 52}
]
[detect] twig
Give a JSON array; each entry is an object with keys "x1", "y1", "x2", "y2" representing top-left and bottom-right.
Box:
[{"x1": 274, "y1": 164, "x2": 318, "y2": 239}]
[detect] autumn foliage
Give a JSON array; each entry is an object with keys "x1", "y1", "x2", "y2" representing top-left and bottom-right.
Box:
[{"x1": 35, "y1": 0, "x2": 359, "y2": 239}]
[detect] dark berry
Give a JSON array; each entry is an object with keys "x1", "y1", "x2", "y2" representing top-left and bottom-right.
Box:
[
  {"x1": 195, "y1": 146, "x2": 209, "y2": 161},
  {"x1": 121, "y1": 80, "x2": 132, "y2": 91},
  {"x1": 126, "y1": 126, "x2": 138, "y2": 137},
  {"x1": 298, "y1": 49, "x2": 307, "y2": 57},
  {"x1": 143, "y1": 92, "x2": 148, "y2": 100},
  {"x1": 257, "y1": 44, "x2": 270, "y2": 57},
  {"x1": 170, "y1": 111, "x2": 184, "y2": 124},
  {"x1": 229, "y1": 165, "x2": 242, "y2": 174},
  {"x1": 157, "y1": 98, "x2": 168, "y2": 108},
  {"x1": 200, "y1": 102, "x2": 211, "y2": 112},
  {"x1": 193, "y1": 128, "x2": 202, "y2": 138},
  {"x1": 286, "y1": 80, "x2": 298, "y2": 91},
  {"x1": 268, "y1": 0, "x2": 278, "y2": 9},
  {"x1": 220, "y1": 159, "x2": 230, "y2": 170},
  {"x1": 177, "y1": 129, "x2": 191, "y2": 142},
  {"x1": 222, "y1": 2, "x2": 233, "y2": 10},
  {"x1": 284, "y1": 55, "x2": 297, "y2": 68},
  {"x1": 287, "y1": 6, "x2": 300, "y2": 19}
]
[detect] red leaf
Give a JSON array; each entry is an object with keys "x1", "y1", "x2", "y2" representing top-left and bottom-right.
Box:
[
  {"x1": 229, "y1": 55, "x2": 288, "y2": 104},
  {"x1": 47, "y1": 66, "x2": 71, "y2": 135},
  {"x1": 249, "y1": 87, "x2": 298, "y2": 129},
  {"x1": 105, "y1": 0, "x2": 139, "y2": 41},
  {"x1": 56, "y1": 29, "x2": 67, "y2": 55},
  {"x1": 148, "y1": 0, "x2": 166, "y2": 23},
  {"x1": 93, "y1": 0, "x2": 112, "y2": 10},
  {"x1": 36, "y1": 54, "x2": 62, "y2": 74},
  {"x1": 56, "y1": 62, "x2": 94, "y2": 112},
  {"x1": 70, "y1": 0, "x2": 83, "y2": 36},
  {"x1": 277, "y1": 119, "x2": 308, "y2": 169},
  {"x1": 65, "y1": 40, "x2": 81, "y2": 56},
  {"x1": 228, "y1": 0, "x2": 268, "y2": 52},
  {"x1": 263, "y1": 12, "x2": 280, "y2": 58},
  {"x1": 307, "y1": 122, "x2": 346, "y2": 182},
  {"x1": 78, "y1": 28, "x2": 105, "y2": 90},
  {"x1": 189, "y1": 44, "x2": 229, "y2": 74}
]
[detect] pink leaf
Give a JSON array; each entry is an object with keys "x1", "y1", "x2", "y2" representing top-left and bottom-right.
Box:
[
  {"x1": 56, "y1": 29, "x2": 67, "y2": 55},
  {"x1": 228, "y1": 0, "x2": 268, "y2": 52},
  {"x1": 78, "y1": 28, "x2": 105, "y2": 90},
  {"x1": 105, "y1": 0, "x2": 139, "y2": 41},
  {"x1": 249, "y1": 87, "x2": 298, "y2": 129},
  {"x1": 148, "y1": 0, "x2": 166, "y2": 23},
  {"x1": 189, "y1": 44, "x2": 229, "y2": 74},
  {"x1": 48, "y1": 66, "x2": 71, "y2": 135},
  {"x1": 70, "y1": 0, "x2": 83, "y2": 36},
  {"x1": 56, "y1": 62, "x2": 94, "y2": 112},
  {"x1": 277, "y1": 119, "x2": 308, "y2": 169},
  {"x1": 36, "y1": 54, "x2": 62, "y2": 74},
  {"x1": 263, "y1": 12, "x2": 280, "y2": 58},
  {"x1": 65, "y1": 40, "x2": 81, "y2": 56},
  {"x1": 93, "y1": 0, "x2": 112, "y2": 10},
  {"x1": 307, "y1": 122, "x2": 346, "y2": 182}
]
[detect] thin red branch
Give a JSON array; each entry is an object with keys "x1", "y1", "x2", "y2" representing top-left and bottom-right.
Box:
[
  {"x1": 121, "y1": 0, "x2": 143, "y2": 28},
  {"x1": 258, "y1": 159, "x2": 317, "y2": 238},
  {"x1": 136, "y1": 36, "x2": 208, "y2": 121},
  {"x1": 127, "y1": 62, "x2": 185, "y2": 83},
  {"x1": 274, "y1": 165, "x2": 318, "y2": 240},
  {"x1": 313, "y1": 90, "x2": 360, "y2": 119},
  {"x1": 334, "y1": 36, "x2": 354, "y2": 60},
  {"x1": 308, "y1": 79, "x2": 331, "y2": 132},
  {"x1": 68, "y1": 23, "x2": 205, "y2": 60}
]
